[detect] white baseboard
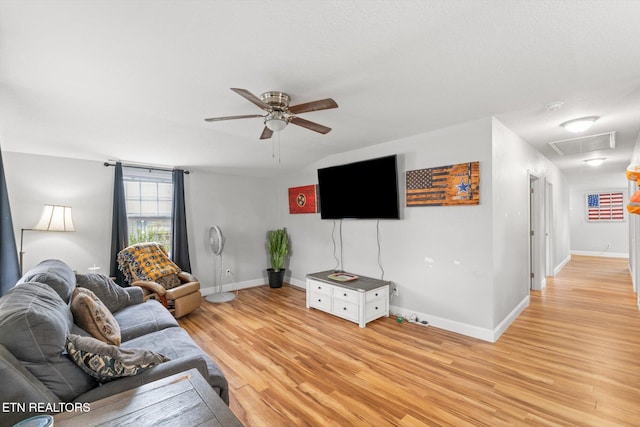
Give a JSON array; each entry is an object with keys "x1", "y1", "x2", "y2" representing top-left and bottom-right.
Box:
[
  {"x1": 390, "y1": 294, "x2": 530, "y2": 343},
  {"x1": 389, "y1": 304, "x2": 495, "y2": 342},
  {"x1": 570, "y1": 250, "x2": 629, "y2": 259},
  {"x1": 200, "y1": 275, "x2": 307, "y2": 296},
  {"x1": 492, "y1": 295, "x2": 529, "y2": 342},
  {"x1": 200, "y1": 278, "x2": 265, "y2": 296},
  {"x1": 555, "y1": 254, "x2": 571, "y2": 276},
  {"x1": 288, "y1": 277, "x2": 306, "y2": 289}
]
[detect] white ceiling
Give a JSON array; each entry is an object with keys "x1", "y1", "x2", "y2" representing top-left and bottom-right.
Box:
[{"x1": 2, "y1": 0, "x2": 640, "y2": 181}]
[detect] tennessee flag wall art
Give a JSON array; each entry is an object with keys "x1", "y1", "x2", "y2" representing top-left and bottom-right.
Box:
[
  {"x1": 406, "y1": 161, "x2": 480, "y2": 206},
  {"x1": 288, "y1": 184, "x2": 319, "y2": 214}
]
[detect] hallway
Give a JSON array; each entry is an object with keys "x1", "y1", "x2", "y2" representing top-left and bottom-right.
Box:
[{"x1": 503, "y1": 255, "x2": 640, "y2": 425}]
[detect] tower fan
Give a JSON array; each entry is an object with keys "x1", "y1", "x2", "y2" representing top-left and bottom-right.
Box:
[{"x1": 205, "y1": 225, "x2": 236, "y2": 303}]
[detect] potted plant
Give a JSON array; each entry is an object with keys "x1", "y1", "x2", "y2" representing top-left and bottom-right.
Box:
[{"x1": 266, "y1": 227, "x2": 290, "y2": 288}]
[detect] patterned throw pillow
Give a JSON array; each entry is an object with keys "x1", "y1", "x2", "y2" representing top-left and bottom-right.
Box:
[
  {"x1": 66, "y1": 334, "x2": 170, "y2": 382},
  {"x1": 70, "y1": 287, "x2": 121, "y2": 346}
]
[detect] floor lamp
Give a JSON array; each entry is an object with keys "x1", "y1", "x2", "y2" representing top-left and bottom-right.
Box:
[{"x1": 20, "y1": 204, "x2": 75, "y2": 275}]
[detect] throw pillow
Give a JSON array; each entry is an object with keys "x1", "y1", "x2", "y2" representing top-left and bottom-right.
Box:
[
  {"x1": 70, "y1": 287, "x2": 121, "y2": 346},
  {"x1": 75, "y1": 273, "x2": 134, "y2": 313},
  {"x1": 155, "y1": 273, "x2": 181, "y2": 289},
  {"x1": 66, "y1": 334, "x2": 170, "y2": 382}
]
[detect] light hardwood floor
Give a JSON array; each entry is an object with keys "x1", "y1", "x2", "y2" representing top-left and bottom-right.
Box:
[{"x1": 179, "y1": 256, "x2": 640, "y2": 426}]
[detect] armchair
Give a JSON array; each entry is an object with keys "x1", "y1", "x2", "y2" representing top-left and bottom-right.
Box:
[{"x1": 117, "y1": 243, "x2": 202, "y2": 318}]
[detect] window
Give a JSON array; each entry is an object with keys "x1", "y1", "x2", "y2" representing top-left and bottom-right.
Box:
[{"x1": 123, "y1": 168, "x2": 173, "y2": 251}]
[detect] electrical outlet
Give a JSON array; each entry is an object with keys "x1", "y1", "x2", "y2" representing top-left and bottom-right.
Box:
[
  {"x1": 225, "y1": 269, "x2": 231, "y2": 276},
  {"x1": 392, "y1": 287, "x2": 399, "y2": 296}
]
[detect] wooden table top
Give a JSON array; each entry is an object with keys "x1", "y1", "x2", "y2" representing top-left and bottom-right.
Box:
[{"x1": 54, "y1": 369, "x2": 243, "y2": 427}]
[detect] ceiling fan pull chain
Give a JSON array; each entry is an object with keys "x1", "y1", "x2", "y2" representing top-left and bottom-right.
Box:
[{"x1": 272, "y1": 132, "x2": 281, "y2": 164}]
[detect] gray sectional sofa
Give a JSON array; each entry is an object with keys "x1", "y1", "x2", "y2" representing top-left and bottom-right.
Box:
[{"x1": 0, "y1": 259, "x2": 228, "y2": 426}]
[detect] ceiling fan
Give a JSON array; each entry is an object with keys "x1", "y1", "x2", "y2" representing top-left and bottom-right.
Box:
[{"x1": 205, "y1": 88, "x2": 338, "y2": 139}]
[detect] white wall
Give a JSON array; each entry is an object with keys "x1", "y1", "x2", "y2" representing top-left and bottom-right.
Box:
[
  {"x1": 627, "y1": 133, "x2": 640, "y2": 303},
  {"x1": 277, "y1": 118, "x2": 572, "y2": 341},
  {"x1": 4, "y1": 151, "x2": 275, "y2": 290},
  {"x1": 491, "y1": 119, "x2": 571, "y2": 329},
  {"x1": 186, "y1": 168, "x2": 276, "y2": 293},
  {"x1": 4, "y1": 152, "x2": 113, "y2": 273},
  {"x1": 568, "y1": 176, "x2": 629, "y2": 257},
  {"x1": 279, "y1": 118, "x2": 497, "y2": 338}
]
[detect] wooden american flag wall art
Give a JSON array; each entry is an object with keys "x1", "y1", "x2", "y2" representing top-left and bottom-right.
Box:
[
  {"x1": 586, "y1": 191, "x2": 624, "y2": 222},
  {"x1": 406, "y1": 161, "x2": 480, "y2": 206}
]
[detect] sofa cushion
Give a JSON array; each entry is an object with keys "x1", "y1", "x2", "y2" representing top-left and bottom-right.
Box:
[
  {"x1": 75, "y1": 273, "x2": 136, "y2": 313},
  {"x1": 66, "y1": 334, "x2": 169, "y2": 382},
  {"x1": 0, "y1": 282, "x2": 96, "y2": 401},
  {"x1": 22, "y1": 354, "x2": 97, "y2": 401},
  {"x1": 123, "y1": 327, "x2": 229, "y2": 403},
  {"x1": 18, "y1": 259, "x2": 76, "y2": 303},
  {"x1": 70, "y1": 288, "x2": 121, "y2": 346},
  {"x1": 114, "y1": 299, "x2": 179, "y2": 342},
  {"x1": 0, "y1": 282, "x2": 72, "y2": 361}
]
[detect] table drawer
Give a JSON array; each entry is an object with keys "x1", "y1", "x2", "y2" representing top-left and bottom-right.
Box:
[
  {"x1": 332, "y1": 300, "x2": 359, "y2": 322},
  {"x1": 365, "y1": 299, "x2": 387, "y2": 321},
  {"x1": 333, "y1": 287, "x2": 359, "y2": 303},
  {"x1": 365, "y1": 287, "x2": 387, "y2": 302},
  {"x1": 308, "y1": 280, "x2": 332, "y2": 296},
  {"x1": 308, "y1": 292, "x2": 331, "y2": 311}
]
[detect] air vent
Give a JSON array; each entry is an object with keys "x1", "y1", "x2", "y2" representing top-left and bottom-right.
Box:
[{"x1": 548, "y1": 132, "x2": 615, "y2": 156}]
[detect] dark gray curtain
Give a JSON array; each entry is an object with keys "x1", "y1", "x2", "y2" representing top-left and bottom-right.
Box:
[
  {"x1": 0, "y1": 148, "x2": 20, "y2": 295},
  {"x1": 109, "y1": 162, "x2": 129, "y2": 285},
  {"x1": 171, "y1": 168, "x2": 191, "y2": 271}
]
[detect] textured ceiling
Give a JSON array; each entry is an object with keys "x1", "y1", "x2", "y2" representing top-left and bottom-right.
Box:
[{"x1": 1, "y1": 0, "x2": 640, "y2": 181}]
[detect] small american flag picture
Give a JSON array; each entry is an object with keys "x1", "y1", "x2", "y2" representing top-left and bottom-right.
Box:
[{"x1": 586, "y1": 192, "x2": 624, "y2": 222}]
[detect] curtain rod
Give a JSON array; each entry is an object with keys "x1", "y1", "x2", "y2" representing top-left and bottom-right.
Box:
[{"x1": 103, "y1": 162, "x2": 190, "y2": 174}]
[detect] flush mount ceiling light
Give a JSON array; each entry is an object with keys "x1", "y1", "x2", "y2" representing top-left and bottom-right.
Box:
[
  {"x1": 584, "y1": 158, "x2": 606, "y2": 167},
  {"x1": 560, "y1": 116, "x2": 599, "y2": 133}
]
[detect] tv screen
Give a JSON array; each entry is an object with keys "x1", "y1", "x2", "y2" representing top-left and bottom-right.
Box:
[{"x1": 317, "y1": 155, "x2": 400, "y2": 220}]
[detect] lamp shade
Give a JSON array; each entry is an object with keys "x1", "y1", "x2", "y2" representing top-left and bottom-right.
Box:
[{"x1": 33, "y1": 205, "x2": 75, "y2": 232}]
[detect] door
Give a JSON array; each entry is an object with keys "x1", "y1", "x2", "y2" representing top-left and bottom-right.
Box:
[{"x1": 529, "y1": 173, "x2": 546, "y2": 291}]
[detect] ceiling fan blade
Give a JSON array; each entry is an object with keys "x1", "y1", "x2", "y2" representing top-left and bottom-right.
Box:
[
  {"x1": 205, "y1": 114, "x2": 263, "y2": 122},
  {"x1": 288, "y1": 98, "x2": 338, "y2": 115},
  {"x1": 231, "y1": 88, "x2": 272, "y2": 111},
  {"x1": 260, "y1": 127, "x2": 273, "y2": 140},
  {"x1": 289, "y1": 116, "x2": 332, "y2": 134}
]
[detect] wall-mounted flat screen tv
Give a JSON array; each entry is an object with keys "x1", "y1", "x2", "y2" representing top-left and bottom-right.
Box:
[{"x1": 317, "y1": 155, "x2": 400, "y2": 220}]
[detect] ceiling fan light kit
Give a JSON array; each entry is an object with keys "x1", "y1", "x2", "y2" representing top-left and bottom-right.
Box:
[
  {"x1": 560, "y1": 116, "x2": 599, "y2": 133},
  {"x1": 265, "y1": 111, "x2": 288, "y2": 132},
  {"x1": 205, "y1": 88, "x2": 338, "y2": 139}
]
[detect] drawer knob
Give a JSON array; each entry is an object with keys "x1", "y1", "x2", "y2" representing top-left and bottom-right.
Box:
[
  {"x1": 375, "y1": 306, "x2": 379, "y2": 310},
  {"x1": 343, "y1": 307, "x2": 347, "y2": 310},
  {"x1": 318, "y1": 286, "x2": 322, "y2": 289},
  {"x1": 343, "y1": 293, "x2": 347, "y2": 297},
  {"x1": 375, "y1": 293, "x2": 378, "y2": 297},
  {"x1": 318, "y1": 299, "x2": 321, "y2": 302}
]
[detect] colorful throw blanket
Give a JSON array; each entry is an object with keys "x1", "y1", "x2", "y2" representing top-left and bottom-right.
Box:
[{"x1": 117, "y1": 243, "x2": 181, "y2": 284}]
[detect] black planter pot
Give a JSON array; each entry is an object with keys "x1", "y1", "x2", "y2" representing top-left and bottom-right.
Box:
[{"x1": 267, "y1": 268, "x2": 286, "y2": 288}]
